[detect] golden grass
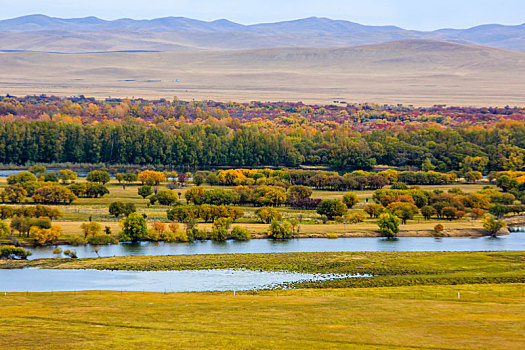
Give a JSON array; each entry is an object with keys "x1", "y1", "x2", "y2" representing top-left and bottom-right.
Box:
[
  {"x1": 0, "y1": 284, "x2": 523, "y2": 349},
  {"x1": 1, "y1": 41, "x2": 525, "y2": 106}
]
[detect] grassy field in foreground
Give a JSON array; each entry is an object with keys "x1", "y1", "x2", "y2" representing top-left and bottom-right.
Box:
[
  {"x1": 1, "y1": 284, "x2": 524, "y2": 349},
  {"x1": 5, "y1": 251, "x2": 525, "y2": 289}
]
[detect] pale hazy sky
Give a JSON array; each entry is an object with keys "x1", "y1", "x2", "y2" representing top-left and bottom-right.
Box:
[{"x1": 1, "y1": 0, "x2": 524, "y2": 30}]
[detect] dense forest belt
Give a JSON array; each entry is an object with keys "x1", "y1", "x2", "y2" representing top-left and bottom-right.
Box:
[{"x1": 0, "y1": 120, "x2": 524, "y2": 171}]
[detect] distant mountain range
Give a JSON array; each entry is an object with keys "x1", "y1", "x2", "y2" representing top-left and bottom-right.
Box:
[{"x1": 1, "y1": 14, "x2": 525, "y2": 52}]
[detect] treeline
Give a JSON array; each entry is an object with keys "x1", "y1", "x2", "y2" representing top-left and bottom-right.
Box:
[{"x1": 0, "y1": 120, "x2": 524, "y2": 172}]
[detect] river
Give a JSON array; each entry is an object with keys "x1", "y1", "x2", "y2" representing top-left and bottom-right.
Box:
[
  {"x1": 26, "y1": 233, "x2": 525, "y2": 260},
  {"x1": 0, "y1": 268, "x2": 347, "y2": 293}
]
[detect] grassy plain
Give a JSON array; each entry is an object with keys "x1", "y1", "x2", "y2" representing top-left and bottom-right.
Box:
[
  {"x1": 1, "y1": 251, "x2": 524, "y2": 348},
  {"x1": 2, "y1": 40, "x2": 525, "y2": 106},
  {"x1": 0, "y1": 283, "x2": 524, "y2": 349}
]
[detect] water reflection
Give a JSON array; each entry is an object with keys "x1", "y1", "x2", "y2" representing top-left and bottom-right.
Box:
[{"x1": 26, "y1": 234, "x2": 525, "y2": 260}]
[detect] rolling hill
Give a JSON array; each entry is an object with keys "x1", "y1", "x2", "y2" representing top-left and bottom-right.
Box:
[
  {"x1": 1, "y1": 15, "x2": 525, "y2": 52},
  {"x1": 1, "y1": 39, "x2": 524, "y2": 106}
]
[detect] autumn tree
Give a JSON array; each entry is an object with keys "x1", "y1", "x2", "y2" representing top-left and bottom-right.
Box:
[
  {"x1": 59, "y1": 169, "x2": 78, "y2": 184},
  {"x1": 255, "y1": 207, "x2": 282, "y2": 224},
  {"x1": 32, "y1": 185, "x2": 77, "y2": 204},
  {"x1": 342, "y1": 192, "x2": 359, "y2": 209},
  {"x1": 30, "y1": 225, "x2": 62, "y2": 245}
]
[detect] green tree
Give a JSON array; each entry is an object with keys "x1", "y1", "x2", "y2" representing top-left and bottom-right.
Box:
[
  {"x1": 0, "y1": 246, "x2": 32, "y2": 259},
  {"x1": 377, "y1": 212, "x2": 401, "y2": 237},
  {"x1": 28, "y1": 165, "x2": 46, "y2": 178},
  {"x1": 421, "y1": 205, "x2": 437, "y2": 220},
  {"x1": 316, "y1": 199, "x2": 347, "y2": 220},
  {"x1": 150, "y1": 189, "x2": 178, "y2": 206},
  {"x1": 488, "y1": 204, "x2": 509, "y2": 219},
  {"x1": 123, "y1": 173, "x2": 138, "y2": 187},
  {"x1": 10, "y1": 216, "x2": 32, "y2": 237},
  {"x1": 193, "y1": 173, "x2": 206, "y2": 186},
  {"x1": 464, "y1": 171, "x2": 482, "y2": 183},
  {"x1": 210, "y1": 217, "x2": 231, "y2": 241},
  {"x1": 230, "y1": 226, "x2": 250, "y2": 241},
  {"x1": 7, "y1": 171, "x2": 37, "y2": 185},
  {"x1": 109, "y1": 201, "x2": 125, "y2": 218},
  {"x1": 0, "y1": 219, "x2": 10, "y2": 238},
  {"x1": 138, "y1": 185, "x2": 153, "y2": 199},
  {"x1": 267, "y1": 220, "x2": 292, "y2": 239},
  {"x1": 86, "y1": 170, "x2": 111, "y2": 185},
  {"x1": 44, "y1": 172, "x2": 59, "y2": 182},
  {"x1": 119, "y1": 212, "x2": 147, "y2": 243},
  {"x1": 84, "y1": 183, "x2": 109, "y2": 198},
  {"x1": 115, "y1": 173, "x2": 125, "y2": 188},
  {"x1": 387, "y1": 202, "x2": 419, "y2": 224},
  {"x1": 496, "y1": 175, "x2": 518, "y2": 192},
  {"x1": 483, "y1": 216, "x2": 507, "y2": 237},
  {"x1": 167, "y1": 206, "x2": 199, "y2": 223}
]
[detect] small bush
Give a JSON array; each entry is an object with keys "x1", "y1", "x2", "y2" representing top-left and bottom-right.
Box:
[
  {"x1": 68, "y1": 236, "x2": 86, "y2": 246},
  {"x1": 63, "y1": 249, "x2": 77, "y2": 259},
  {"x1": 0, "y1": 245, "x2": 31, "y2": 259},
  {"x1": 146, "y1": 229, "x2": 161, "y2": 241},
  {"x1": 231, "y1": 226, "x2": 251, "y2": 241},
  {"x1": 162, "y1": 230, "x2": 177, "y2": 242},
  {"x1": 433, "y1": 224, "x2": 444, "y2": 236},
  {"x1": 346, "y1": 212, "x2": 366, "y2": 224},
  {"x1": 87, "y1": 234, "x2": 117, "y2": 245},
  {"x1": 326, "y1": 233, "x2": 338, "y2": 239},
  {"x1": 193, "y1": 229, "x2": 208, "y2": 240},
  {"x1": 268, "y1": 220, "x2": 293, "y2": 239}
]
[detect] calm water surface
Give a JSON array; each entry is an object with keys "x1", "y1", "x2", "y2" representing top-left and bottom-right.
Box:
[
  {"x1": 0, "y1": 268, "x2": 339, "y2": 292},
  {"x1": 27, "y1": 234, "x2": 525, "y2": 260}
]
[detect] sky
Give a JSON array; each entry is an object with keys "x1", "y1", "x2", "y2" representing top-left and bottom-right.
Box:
[{"x1": 0, "y1": 0, "x2": 524, "y2": 30}]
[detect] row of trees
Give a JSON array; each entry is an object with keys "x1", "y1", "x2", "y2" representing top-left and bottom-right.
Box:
[{"x1": 0, "y1": 120, "x2": 524, "y2": 172}]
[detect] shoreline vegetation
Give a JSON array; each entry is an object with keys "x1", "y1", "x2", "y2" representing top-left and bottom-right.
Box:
[
  {"x1": 4, "y1": 224, "x2": 514, "y2": 249},
  {"x1": 1, "y1": 250, "x2": 524, "y2": 294},
  {"x1": 0, "y1": 167, "x2": 522, "y2": 250}
]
